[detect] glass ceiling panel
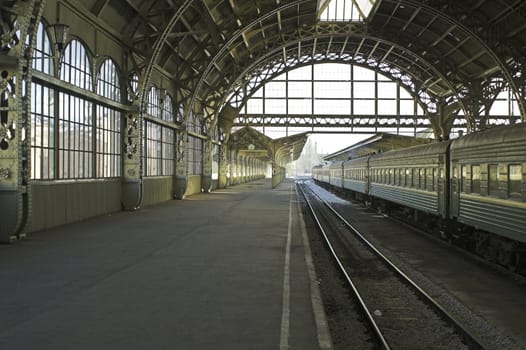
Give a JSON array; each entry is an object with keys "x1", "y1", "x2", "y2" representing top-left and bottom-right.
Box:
[{"x1": 319, "y1": 0, "x2": 377, "y2": 22}]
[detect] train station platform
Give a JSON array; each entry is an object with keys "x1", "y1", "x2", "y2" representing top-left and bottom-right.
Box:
[{"x1": 0, "y1": 179, "x2": 332, "y2": 350}]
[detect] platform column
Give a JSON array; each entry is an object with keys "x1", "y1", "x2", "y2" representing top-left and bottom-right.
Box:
[
  {"x1": 201, "y1": 137, "x2": 212, "y2": 192},
  {"x1": 0, "y1": 0, "x2": 45, "y2": 241},
  {"x1": 271, "y1": 163, "x2": 283, "y2": 188},
  {"x1": 240, "y1": 155, "x2": 246, "y2": 183},
  {"x1": 230, "y1": 150, "x2": 237, "y2": 185},
  {"x1": 174, "y1": 130, "x2": 187, "y2": 199},
  {"x1": 218, "y1": 143, "x2": 228, "y2": 188},
  {"x1": 0, "y1": 69, "x2": 25, "y2": 242},
  {"x1": 122, "y1": 109, "x2": 143, "y2": 209}
]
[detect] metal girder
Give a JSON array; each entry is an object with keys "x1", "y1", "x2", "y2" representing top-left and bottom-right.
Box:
[
  {"x1": 385, "y1": 0, "x2": 526, "y2": 119},
  {"x1": 233, "y1": 113, "x2": 513, "y2": 131},
  {"x1": 24, "y1": 0, "x2": 526, "y2": 133}
]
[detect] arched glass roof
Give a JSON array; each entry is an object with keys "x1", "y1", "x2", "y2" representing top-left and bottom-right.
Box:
[{"x1": 236, "y1": 62, "x2": 429, "y2": 137}]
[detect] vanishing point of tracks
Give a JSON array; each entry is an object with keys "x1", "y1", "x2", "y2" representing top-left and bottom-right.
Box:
[{"x1": 297, "y1": 180, "x2": 486, "y2": 350}]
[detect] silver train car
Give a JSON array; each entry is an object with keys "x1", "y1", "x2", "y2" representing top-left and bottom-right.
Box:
[{"x1": 312, "y1": 123, "x2": 526, "y2": 271}]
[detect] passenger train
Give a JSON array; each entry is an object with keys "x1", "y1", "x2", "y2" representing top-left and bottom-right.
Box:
[{"x1": 312, "y1": 123, "x2": 526, "y2": 273}]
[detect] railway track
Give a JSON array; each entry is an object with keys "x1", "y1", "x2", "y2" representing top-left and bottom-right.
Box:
[{"x1": 296, "y1": 180, "x2": 487, "y2": 350}]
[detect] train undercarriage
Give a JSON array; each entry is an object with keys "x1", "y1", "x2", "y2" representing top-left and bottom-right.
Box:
[{"x1": 313, "y1": 180, "x2": 526, "y2": 276}]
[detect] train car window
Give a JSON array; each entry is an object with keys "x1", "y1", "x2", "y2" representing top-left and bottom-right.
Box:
[
  {"x1": 488, "y1": 164, "x2": 498, "y2": 196},
  {"x1": 471, "y1": 165, "x2": 481, "y2": 194},
  {"x1": 461, "y1": 165, "x2": 467, "y2": 193},
  {"x1": 433, "y1": 168, "x2": 438, "y2": 191},
  {"x1": 427, "y1": 168, "x2": 433, "y2": 191},
  {"x1": 509, "y1": 164, "x2": 522, "y2": 198},
  {"x1": 420, "y1": 168, "x2": 426, "y2": 190},
  {"x1": 405, "y1": 168, "x2": 410, "y2": 187}
]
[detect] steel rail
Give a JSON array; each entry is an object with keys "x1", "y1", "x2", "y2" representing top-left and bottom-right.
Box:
[
  {"x1": 303, "y1": 180, "x2": 487, "y2": 350},
  {"x1": 296, "y1": 181, "x2": 391, "y2": 350}
]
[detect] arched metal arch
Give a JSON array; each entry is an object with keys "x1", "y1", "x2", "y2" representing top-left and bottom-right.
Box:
[
  {"x1": 182, "y1": 2, "x2": 517, "y2": 127},
  {"x1": 195, "y1": 29, "x2": 467, "y2": 126},
  {"x1": 186, "y1": 0, "x2": 313, "y2": 118},
  {"x1": 225, "y1": 57, "x2": 433, "y2": 117},
  {"x1": 216, "y1": 33, "x2": 466, "y2": 118}
]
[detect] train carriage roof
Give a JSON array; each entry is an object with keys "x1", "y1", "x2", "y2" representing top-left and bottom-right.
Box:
[
  {"x1": 450, "y1": 123, "x2": 526, "y2": 151},
  {"x1": 369, "y1": 140, "x2": 452, "y2": 164}
]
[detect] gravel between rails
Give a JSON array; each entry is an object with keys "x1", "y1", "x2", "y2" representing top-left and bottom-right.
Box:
[
  {"x1": 301, "y1": 183, "x2": 470, "y2": 350},
  {"x1": 306, "y1": 180, "x2": 523, "y2": 350}
]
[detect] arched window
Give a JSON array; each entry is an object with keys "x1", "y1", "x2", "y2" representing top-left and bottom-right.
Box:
[
  {"x1": 58, "y1": 39, "x2": 93, "y2": 179},
  {"x1": 60, "y1": 39, "x2": 92, "y2": 90},
  {"x1": 97, "y1": 59, "x2": 120, "y2": 101},
  {"x1": 146, "y1": 87, "x2": 161, "y2": 118},
  {"x1": 32, "y1": 21, "x2": 54, "y2": 75},
  {"x1": 96, "y1": 59, "x2": 121, "y2": 177},
  {"x1": 30, "y1": 21, "x2": 55, "y2": 179},
  {"x1": 162, "y1": 94, "x2": 174, "y2": 122},
  {"x1": 240, "y1": 62, "x2": 426, "y2": 139}
]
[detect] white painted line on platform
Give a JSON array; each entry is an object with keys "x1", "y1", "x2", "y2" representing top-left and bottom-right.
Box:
[
  {"x1": 296, "y1": 187, "x2": 334, "y2": 350},
  {"x1": 280, "y1": 183, "x2": 293, "y2": 350}
]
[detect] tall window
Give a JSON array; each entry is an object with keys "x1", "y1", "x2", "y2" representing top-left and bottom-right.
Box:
[
  {"x1": 31, "y1": 22, "x2": 55, "y2": 179},
  {"x1": 59, "y1": 40, "x2": 93, "y2": 179},
  {"x1": 509, "y1": 164, "x2": 522, "y2": 198},
  {"x1": 96, "y1": 59, "x2": 121, "y2": 177},
  {"x1": 145, "y1": 122, "x2": 162, "y2": 175},
  {"x1": 187, "y1": 115, "x2": 202, "y2": 175},
  {"x1": 144, "y1": 87, "x2": 174, "y2": 176},
  {"x1": 31, "y1": 83, "x2": 55, "y2": 179},
  {"x1": 162, "y1": 94, "x2": 175, "y2": 175},
  {"x1": 471, "y1": 165, "x2": 481, "y2": 194},
  {"x1": 58, "y1": 93, "x2": 93, "y2": 179},
  {"x1": 212, "y1": 125, "x2": 219, "y2": 180}
]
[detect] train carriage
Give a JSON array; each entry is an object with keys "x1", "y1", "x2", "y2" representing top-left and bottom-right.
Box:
[
  {"x1": 449, "y1": 123, "x2": 526, "y2": 245},
  {"x1": 368, "y1": 141, "x2": 451, "y2": 218},
  {"x1": 312, "y1": 164, "x2": 331, "y2": 184},
  {"x1": 342, "y1": 155, "x2": 371, "y2": 195},
  {"x1": 329, "y1": 161, "x2": 344, "y2": 189}
]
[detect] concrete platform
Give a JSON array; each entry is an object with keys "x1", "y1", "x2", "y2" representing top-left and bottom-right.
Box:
[{"x1": 0, "y1": 179, "x2": 332, "y2": 350}]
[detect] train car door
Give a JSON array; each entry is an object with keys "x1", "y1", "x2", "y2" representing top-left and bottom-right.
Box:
[
  {"x1": 437, "y1": 167, "x2": 444, "y2": 216},
  {"x1": 450, "y1": 163, "x2": 460, "y2": 218}
]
